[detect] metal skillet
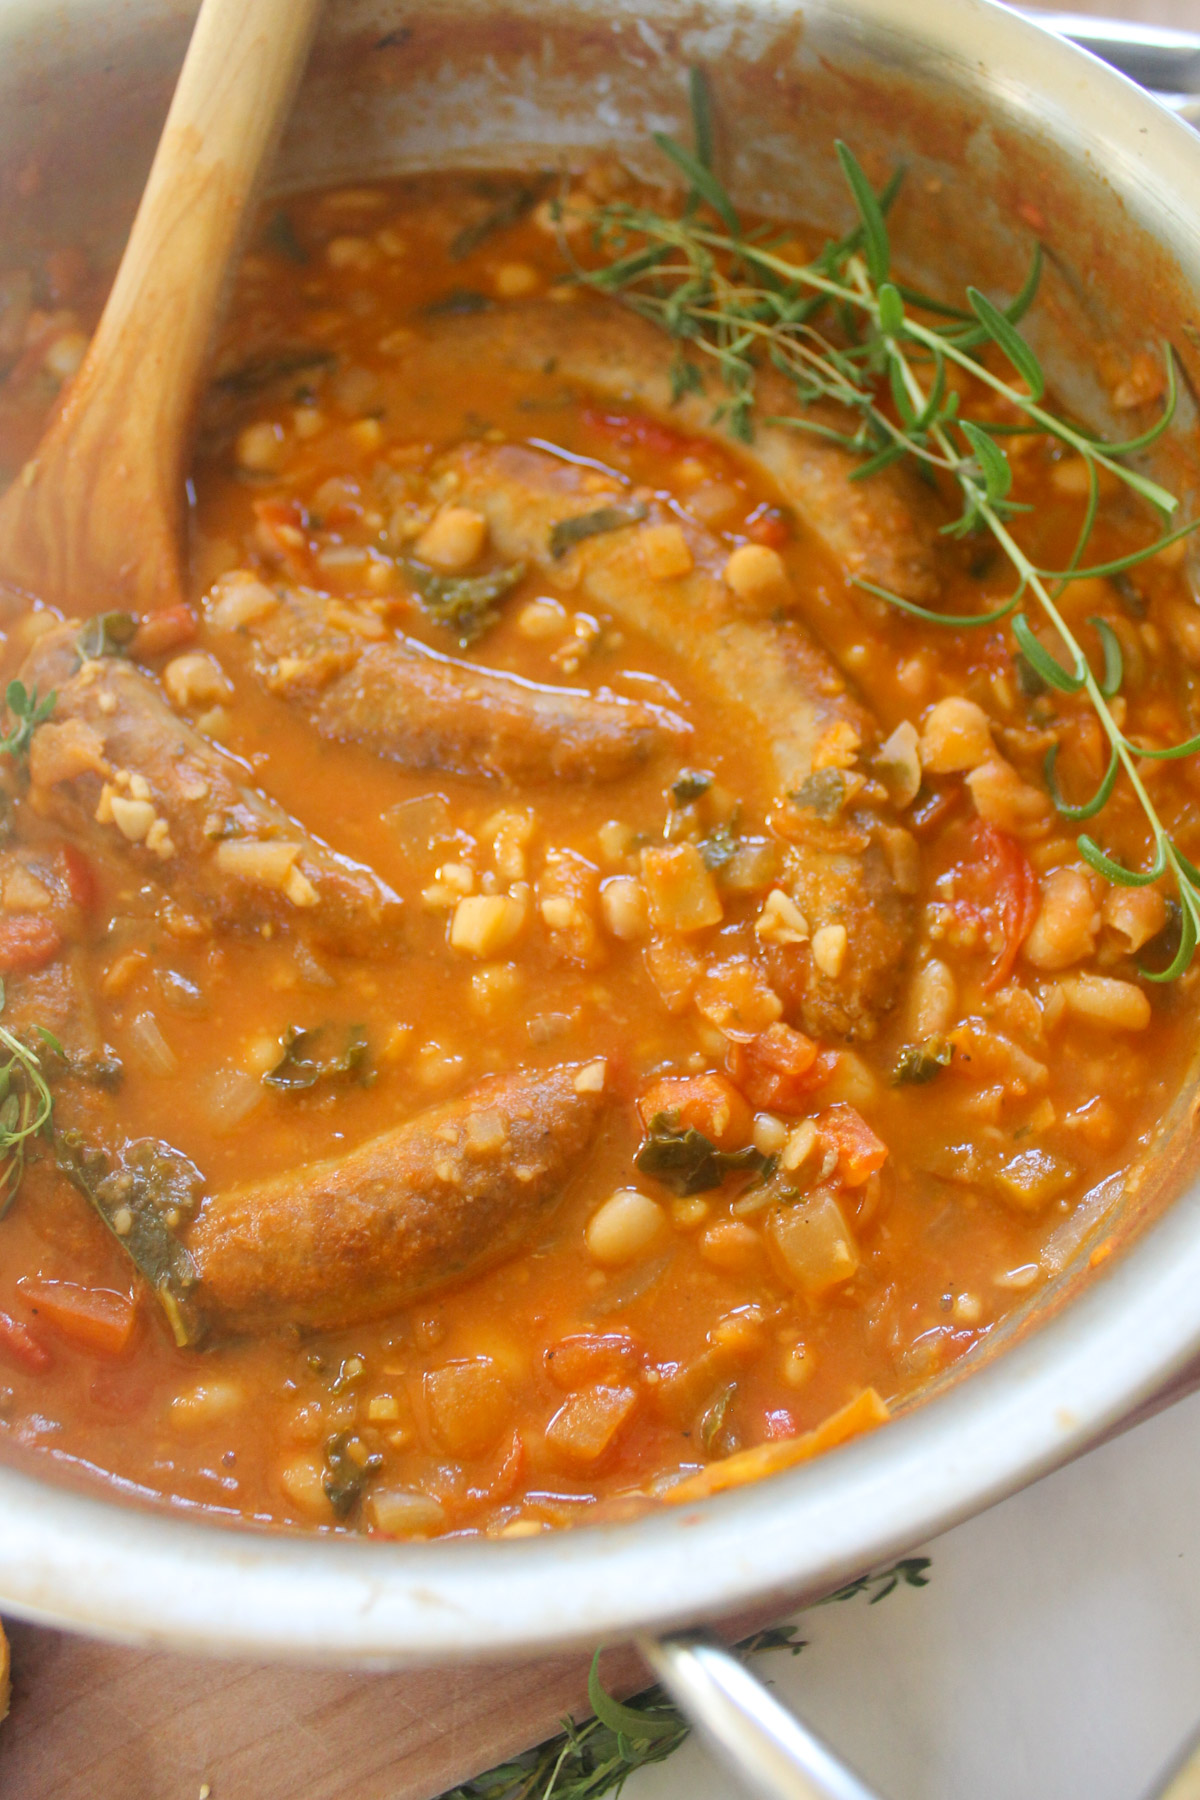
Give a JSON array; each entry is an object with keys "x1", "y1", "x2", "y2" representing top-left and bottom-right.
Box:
[{"x1": 1, "y1": 8, "x2": 1200, "y2": 1800}]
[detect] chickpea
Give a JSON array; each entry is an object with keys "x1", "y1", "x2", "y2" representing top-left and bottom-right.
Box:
[
  {"x1": 414, "y1": 506, "x2": 488, "y2": 572},
  {"x1": 723, "y1": 542, "x2": 790, "y2": 609}
]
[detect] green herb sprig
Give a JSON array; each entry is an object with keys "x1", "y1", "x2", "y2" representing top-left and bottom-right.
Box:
[
  {"x1": 0, "y1": 979, "x2": 56, "y2": 1218},
  {"x1": 569, "y1": 72, "x2": 1200, "y2": 976},
  {"x1": 0, "y1": 678, "x2": 55, "y2": 764},
  {"x1": 440, "y1": 1558, "x2": 931, "y2": 1800}
]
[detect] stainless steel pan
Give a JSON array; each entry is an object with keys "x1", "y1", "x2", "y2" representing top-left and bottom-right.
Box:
[{"x1": 0, "y1": 5, "x2": 1198, "y2": 1731}]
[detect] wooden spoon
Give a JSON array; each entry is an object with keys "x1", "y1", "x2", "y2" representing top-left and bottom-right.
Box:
[{"x1": 0, "y1": 0, "x2": 324, "y2": 620}]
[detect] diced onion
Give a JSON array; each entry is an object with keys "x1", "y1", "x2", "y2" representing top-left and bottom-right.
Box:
[
  {"x1": 127, "y1": 1010, "x2": 178, "y2": 1077},
  {"x1": 203, "y1": 1066, "x2": 264, "y2": 1132}
]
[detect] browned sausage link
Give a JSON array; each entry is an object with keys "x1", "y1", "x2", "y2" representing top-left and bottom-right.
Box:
[
  {"x1": 446, "y1": 442, "x2": 914, "y2": 1040},
  {"x1": 220, "y1": 584, "x2": 689, "y2": 784},
  {"x1": 20, "y1": 624, "x2": 401, "y2": 957},
  {"x1": 412, "y1": 299, "x2": 944, "y2": 605},
  {"x1": 189, "y1": 1063, "x2": 606, "y2": 1331}
]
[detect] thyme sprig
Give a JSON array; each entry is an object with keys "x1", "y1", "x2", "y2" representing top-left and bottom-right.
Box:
[
  {"x1": 0, "y1": 978, "x2": 57, "y2": 1218},
  {"x1": 569, "y1": 73, "x2": 1200, "y2": 976},
  {"x1": 440, "y1": 1558, "x2": 932, "y2": 1800}
]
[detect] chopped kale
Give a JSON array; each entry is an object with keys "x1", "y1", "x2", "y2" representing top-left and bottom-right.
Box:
[
  {"x1": 449, "y1": 179, "x2": 549, "y2": 260},
  {"x1": 892, "y1": 1038, "x2": 954, "y2": 1085},
  {"x1": 699, "y1": 823, "x2": 738, "y2": 872},
  {"x1": 264, "y1": 1023, "x2": 372, "y2": 1092},
  {"x1": 549, "y1": 500, "x2": 649, "y2": 559},
  {"x1": 263, "y1": 209, "x2": 307, "y2": 264},
  {"x1": 214, "y1": 348, "x2": 335, "y2": 397},
  {"x1": 404, "y1": 559, "x2": 526, "y2": 644},
  {"x1": 423, "y1": 288, "x2": 493, "y2": 318},
  {"x1": 635, "y1": 1115, "x2": 772, "y2": 1196},
  {"x1": 76, "y1": 611, "x2": 137, "y2": 661},
  {"x1": 323, "y1": 1430, "x2": 383, "y2": 1519},
  {"x1": 671, "y1": 768, "x2": 713, "y2": 805},
  {"x1": 56, "y1": 1130, "x2": 205, "y2": 1346},
  {"x1": 789, "y1": 768, "x2": 846, "y2": 819}
]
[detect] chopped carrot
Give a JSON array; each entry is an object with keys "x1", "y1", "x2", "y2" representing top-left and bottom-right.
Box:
[
  {"x1": 18, "y1": 1279, "x2": 138, "y2": 1357},
  {"x1": 0, "y1": 914, "x2": 62, "y2": 975},
  {"x1": 637, "y1": 1072, "x2": 753, "y2": 1151},
  {"x1": 0, "y1": 1309, "x2": 51, "y2": 1373},
  {"x1": 817, "y1": 1104, "x2": 888, "y2": 1187},
  {"x1": 131, "y1": 603, "x2": 196, "y2": 659},
  {"x1": 666, "y1": 1388, "x2": 890, "y2": 1503},
  {"x1": 58, "y1": 841, "x2": 97, "y2": 912}
]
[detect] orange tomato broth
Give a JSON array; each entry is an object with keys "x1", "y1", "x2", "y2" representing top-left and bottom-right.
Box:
[{"x1": 0, "y1": 168, "x2": 1194, "y2": 1540}]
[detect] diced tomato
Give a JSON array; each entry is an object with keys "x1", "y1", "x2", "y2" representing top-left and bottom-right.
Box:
[
  {"x1": 58, "y1": 841, "x2": 97, "y2": 912},
  {"x1": 468, "y1": 1429, "x2": 526, "y2": 1507},
  {"x1": 974, "y1": 822, "x2": 1039, "y2": 991},
  {"x1": 817, "y1": 1103, "x2": 888, "y2": 1187},
  {"x1": 581, "y1": 406, "x2": 713, "y2": 465},
  {"x1": 762, "y1": 1407, "x2": 800, "y2": 1440},
  {"x1": 0, "y1": 914, "x2": 62, "y2": 974},
  {"x1": 727, "y1": 1023, "x2": 836, "y2": 1115},
  {"x1": 544, "y1": 1332, "x2": 643, "y2": 1392},
  {"x1": 131, "y1": 603, "x2": 196, "y2": 659},
  {"x1": 637, "y1": 1072, "x2": 753, "y2": 1151},
  {"x1": 0, "y1": 1308, "x2": 51, "y2": 1373},
  {"x1": 254, "y1": 497, "x2": 313, "y2": 580},
  {"x1": 17, "y1": 1278, "x2": 138, "y2": 1357},
  {"x1": 743, "y1": 503, "x2": 792, "y2": 549}
]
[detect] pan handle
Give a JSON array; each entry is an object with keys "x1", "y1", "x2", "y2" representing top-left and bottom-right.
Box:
[{"x1": 636, "y1": 1631, "x2": 886, "y2": 1800}]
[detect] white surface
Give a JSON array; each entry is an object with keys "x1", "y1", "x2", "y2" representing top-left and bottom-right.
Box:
[{"x1": 637, "y1": 1389, "x2": 1200, "y2": 1800}]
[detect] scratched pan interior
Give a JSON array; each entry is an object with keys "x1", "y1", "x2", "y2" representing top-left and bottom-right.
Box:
[{"x1": 0, "y1": 0, "x2": 1199, "y2": 1664}]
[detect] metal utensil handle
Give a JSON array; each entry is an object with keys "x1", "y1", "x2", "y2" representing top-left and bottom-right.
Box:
[{"x1": 637, "y1": 1632, "x2": 886, "y2": 1800}]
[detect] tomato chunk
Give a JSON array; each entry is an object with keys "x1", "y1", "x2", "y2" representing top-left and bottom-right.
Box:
[
  {"x1": 817, "y1": 1104, "x2": 889, "y2": 1187},
  {"x1": 975, "y1": 823, "x2": 1039, "y2": 991},
  {"x1": 131, "y1": 603, "x2": 196, "y2": 659},
  {"x1": 727, "y1": 1023, "x2": 835, "y2": 1115},
  {"x1": 581, "y1": 406, "x2": 713, "y2": 465},
  {"x1": 17, "y1": 1279, "x2": 138, "y2": 1357},
  {"x1": 637, "y1": 1073, "x2": 753, "y2": 1151},
  {"x1": 0, "y1": 1308, "x2": 51, "y2": 1372},
  {"x1": 58, "y1": 841, "x2": 97, "y2": 912},
  {"x1": 0, "y1": 914, "x2": 63, "y2": 974}
]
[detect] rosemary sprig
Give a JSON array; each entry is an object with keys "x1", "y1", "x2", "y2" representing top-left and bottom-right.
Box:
[
  {"x1": 440, "y1": 1558, "x2": 932, "y2": 1800},
  {"x1": 0, "y1": 978, "x2": 57, "y2": 1218},
  {"x1": 569, "y1": 73, "x2": 1200, "y2": 975}
]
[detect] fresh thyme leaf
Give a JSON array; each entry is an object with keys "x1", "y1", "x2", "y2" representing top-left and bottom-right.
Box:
[
  {"x1": 549, "y1": 501, "x2": 649, "y2": 558},
  {"x1": 450, "y1": 179, "x2": 548, "y2": 260},
  {"x1": 263, "y1": 210, "x2": 308, "y2": 264},
  {"x1": 322, "y1": 1430, "x2": 383, "y2": 1518},
  {"x1": 264, "y1": 1023, "x2": 371, "y2": 1092},
  {"x1": 636, "y1": 1115, "x2": 771, "y2": 1195},
  {"x1": 56, "y1": 1130, "x2": 204, "y2": 1346},
  {"x1": 404, "y1": 559, "x2": 526, "y2": 643},
  {"x1": 0, "y1": 679, "x2": 55, "y2": 763},
  {"x1": 893, "y1": 1039, "x2": 953, "y2": 1085},
  {"x1": 817, "y1": 1555, "x2": 933, "y2": 1604},
  {"x1": 76, "y1": 611, "x2": 137, "y2": 661}
]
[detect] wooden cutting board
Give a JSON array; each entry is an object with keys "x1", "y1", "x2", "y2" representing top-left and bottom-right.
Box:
[{"x1": 1, "y1": 1, "x2": 1192, "y2": 1794}]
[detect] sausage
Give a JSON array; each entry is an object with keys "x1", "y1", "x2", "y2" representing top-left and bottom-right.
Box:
[
  {"x1": 188, "y1": 1063, "x2": 606, "y2": 1331},
  {"x1": 444, "y1": 441, "x2": 913, "y2": 1038},
  {"x1": 217, "y1": 583, "x2": 687, "y2": 784},
  {"x1": 407, "y1": 299, "x2": 943, "y2": 604},
  {"x1": 20, "y1": 624, "x2": 401, "y2": 957}
]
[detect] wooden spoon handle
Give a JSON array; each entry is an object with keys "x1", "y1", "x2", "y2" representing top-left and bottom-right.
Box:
[{"x1": 0, "y1": 0, "x2": 324, "y2": 617}]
